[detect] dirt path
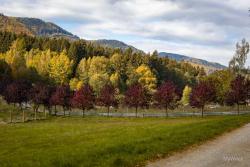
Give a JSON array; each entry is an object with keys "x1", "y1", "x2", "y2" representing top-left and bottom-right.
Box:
[{"x1": 147, "y1": 123, "x2": 250, "y2": 167}]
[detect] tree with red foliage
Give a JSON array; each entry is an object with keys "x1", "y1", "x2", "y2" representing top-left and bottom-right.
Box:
[
  {"x1": 3, "y1": 80, "x2": 31, "y2": 122},
  {"x1": 50, "y1": 85, "x2": 71, "y2": 116},
  {"x1": 42, "y1": 86, "x2": 55, "y2": 116},
  {"x1": 124, "y1": 83, "x2": 150, "y2": 117},
  {"x1": 98, "y1": 84, "x2": 118, "y2": 117},
  {"x1": 71, "y1": 84, "x2": 95, "y2": 117},
  {"x1": 0, "y1": 76, "x2": 12, "y2": 96},
  {"x1": 226, "y1": 75, "x2": 248, "y2": 115},
  {"x1": 29, "y1": 83, "x2": 52, "y2": 120},
  {"x1": 154, "y1": 81, "x2": 180, "y2": 117},
  {"x1": 190, "y1": 81, "x2": 216, "y2": 117}
]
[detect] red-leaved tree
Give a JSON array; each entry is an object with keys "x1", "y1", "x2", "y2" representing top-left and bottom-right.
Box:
[
  {"x1": 98, "y1": 84, "x2": 118, "y2": 117},
  {"x1": 71, "y1": 84, "x2": 95, "y2": 117},
  {"x1": 124, "y1": 83, "x2": 150, "y2": 117},
  {"x1": 190, "y1": 81, "x2": 216, "y2": 117},
  {"x1": 226, "y1": 75, "x2": 248, "y2": 115},
  {"x1": 50, "y1": 85, "x2": 71, "y2": 116},
  {"x1": 0, "y1": 76, "x2": 12, "y2": 96},
  {"x1": 29, "y1": 83, "x2": 51, "y2": 120},
  {"x1": 154, "y1": 81, "x2": 180, "y2": 117},
  {"x1": 3, "y1": 80, "x2": 31, "y2": 122}
]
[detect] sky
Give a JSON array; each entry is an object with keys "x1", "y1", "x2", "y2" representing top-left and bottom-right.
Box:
[{"x1": 0, "y1": 0, "x2": 250, "y2": 66}]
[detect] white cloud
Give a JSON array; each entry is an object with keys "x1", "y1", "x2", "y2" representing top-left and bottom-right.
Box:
[{"x1": 0, "y1": 0, "x2": 250, "y2": 66}]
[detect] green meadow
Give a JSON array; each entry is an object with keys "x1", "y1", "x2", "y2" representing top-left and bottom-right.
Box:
[{"x1": 0, "y1": 115, "x2": 250, "y2": 167}]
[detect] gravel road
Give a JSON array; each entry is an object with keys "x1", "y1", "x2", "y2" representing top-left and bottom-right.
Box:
[{"x1": 147, "y1": 123, "x2": 250, "y2": 167}]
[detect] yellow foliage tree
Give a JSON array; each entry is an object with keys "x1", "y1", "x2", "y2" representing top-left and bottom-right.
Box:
[
  {"x1": 76, "y1": 57, "x2": 91, "y2": 83},
  {"x1": 135, "y1": 64, "x2": 157, "y2": 93},
  {"x1": 2, "y1": 39, "x2": 30, "y2": 79},
  {"x1": 25, "y1": 49, "x2": 55, "y2": 81},
  {"x1": 181, "y1": 85, "x2": 192, "y2": 105},
  {"x1": 88, "y1": 56, "x2": 110, "y2": 75},
  {"x1": 48, "y1": 51, "x2": 73, "y2": 85},
  {"x1": 89, "y1": 73, "x2": 110, "y2": 93},
  {"x1": 110, "y1": 72, "x2": 120, "y2": 87},
  {"x1": 69, "y1": 78, "x2": 83, "y2": 90}
]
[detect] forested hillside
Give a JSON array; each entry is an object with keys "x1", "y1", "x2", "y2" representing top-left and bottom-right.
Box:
[
  {"x1": 0, "y1": 31, "x2": 205, "y2": 93},
  {"x1": 0, "y1": 14, "x2": 78, "y2": 40},
  {"x1": 159, "y1": 52, "x2": 226, "y2": 73},
  {"x1": 92, "y1": 39, "x2": 143, "y2": 53}
]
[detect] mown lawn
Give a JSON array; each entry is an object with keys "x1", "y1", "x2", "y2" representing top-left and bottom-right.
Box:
[{"x1": 0, "y1": 116, "x2": 250, "y2": 167}]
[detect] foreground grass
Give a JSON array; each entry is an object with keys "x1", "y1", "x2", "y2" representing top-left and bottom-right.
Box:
[{"x1": 0, "y1": 116, "x2": 250, "y2": 167}]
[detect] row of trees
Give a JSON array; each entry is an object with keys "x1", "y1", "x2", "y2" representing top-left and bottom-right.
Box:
[{"x1": 0, "y1": 73, "x2": 249, "y2": 122}]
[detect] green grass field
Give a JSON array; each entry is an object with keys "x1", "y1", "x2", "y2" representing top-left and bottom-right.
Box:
[{"x1": 0, "y1": 115, "x2": 250, "y2": 167}]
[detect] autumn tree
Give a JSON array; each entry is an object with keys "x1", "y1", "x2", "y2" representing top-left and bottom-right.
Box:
[
  {"x1": 0, "y1": 76, "x2": 12, "y2": 96},
  {"x1": 69, "y1": 78, "x2": 83, "y2": 90},
  {"x1": 3, "y1": 80, "x2": 31, "y2": 122},
  {"x1": 29, "y1": 83, "x2": 51, "y2": 119},
  {"x1": 229, "y1": 39, "x2": 249, "y2": 75},
  {"x1": 25, "y1": 49, "x2": 54, "y2": 82},
  {"x1": 204, "y1": 70, "x2": 234, "y2": 105},
  {"x1": 226, "y1": 75, "x2": 248, "y2": 115},
  {"x1": 124, "y1": 83, "x2": 150, "y2": 117},
  {"x1": 181, "y1": 85, "x2": 192, "y2": 106},
  {"x1": 126, "y1": 64, "x2": 157, "y2": 93},
  {"x1": 135, "y1": 64, "x2": 157, "y2": 93},
  {"x1": 50, "y1": 85, "x2": 71, "y2": 116},
  {"x1": 76, "y1": 57, "x2": 91, "y2": 83},
  {"x1": 48, "y1": 51, "x2": 73, "y2": 84},
  {"x1": 190, "y1": 81, "x2": 216, "y2": 117},
  {"x1": 88, "y1": 56, "x2": 110, "y2": 93},
  {"x1": 154, "y1": 81, "x2": 179, "y2": 117},
  {"x1": 71, "y1": 84, "x2": 95, "y2": 117},
  {"x1": 3, "y1": 39, "x2": 31, "y2": 80},
  {"x1": 98, "y1": 84, "x2": 118, "y2": 116}
]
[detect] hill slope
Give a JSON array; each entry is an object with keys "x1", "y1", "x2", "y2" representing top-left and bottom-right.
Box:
[
  {"x1": 159, "y1": 52, "x2": 226, "y2": 73},
  {"x1": 0, "y1": 13, "x2": 78, "y2": 40},
  {"x1": 92, "y1": 39, "x2": 144, "y2": 53}
]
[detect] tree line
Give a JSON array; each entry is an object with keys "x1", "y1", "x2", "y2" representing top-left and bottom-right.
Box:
[
  {"x1": 0, "y1": 32, "x2": 249, "y2": 122},
  {"x1": 0, "y1": 73, "x2": 249, "y2": 122}
]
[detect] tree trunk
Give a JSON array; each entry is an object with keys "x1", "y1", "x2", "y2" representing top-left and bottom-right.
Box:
[
  {"x1": 63, "y1": 107, "x2": 66, "y2": 117},
  {"x1": 165, "y1": 107, "x2": 168, "y2": 118},
  {"x1": 10, "y1": 109, "x2": 12, "y2": 123},
  {"x1": 69, "y1": 108, "x2": 71, "y2": 116},
  {"x1": 237, "y1": 103, "x2": 240, "y2": 115},
  {"x1": 82, "y1": 108, "x2": 85, "y2": 117},
  {"x1": 201, "y1": 106, "x2": 204, "y2": 118},
  {"x1": 48, "y1": 106, "x2": 51, "y2": 115},
  {"x1": 107, "y1": 106, "x2": 110, "y2": 117},
  {"x1": 21, "y1": 104, "x2": 25, "y2": 123},
  {"x1": 54, "y1": 106, "x2": 57, "y2": 116},
  {"x1": 34, "y1": 107, "x2": 37, "y2": 121},
  {"x1": 135, "y1": 107, "x2": 138, "y2": 117},
  {"x1": 44, "y1": 105, "x2": 46, "y2": 119}
]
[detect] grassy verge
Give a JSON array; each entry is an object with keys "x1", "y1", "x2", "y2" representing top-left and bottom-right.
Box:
[{"x1": 0, "y1": 115, "x2": 250, "y2": 167}]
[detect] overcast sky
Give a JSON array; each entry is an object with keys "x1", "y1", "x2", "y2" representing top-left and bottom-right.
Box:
[{"x1": 1, "y1": 0, "x2": 250, "y2": 66}]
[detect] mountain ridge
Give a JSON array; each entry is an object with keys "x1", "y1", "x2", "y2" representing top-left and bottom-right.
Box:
[
  {"x1": 159, "y1": 52, "x2": 226, "y2": 73},
  {"x1": 91, "y1": 39, "x2": 144, "y2": 53},
  {"x1": 0, "y1": 14, "x2": 79, "y2": 40}
]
